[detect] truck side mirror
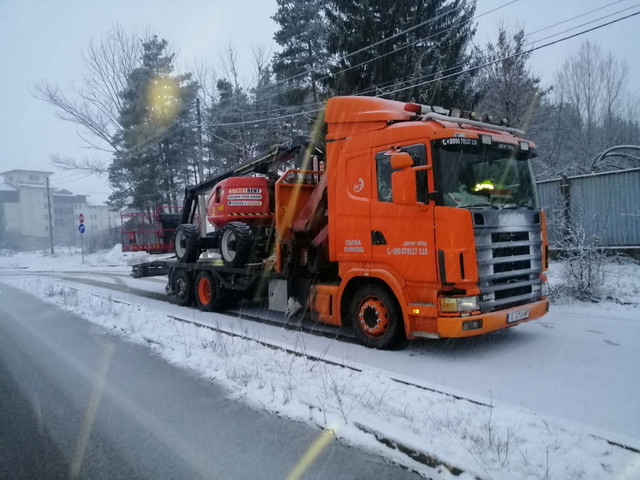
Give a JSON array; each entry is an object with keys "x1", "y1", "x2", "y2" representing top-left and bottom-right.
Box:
[{"x1": 391, "y1": 153, "x2": 417, "y2": 206}]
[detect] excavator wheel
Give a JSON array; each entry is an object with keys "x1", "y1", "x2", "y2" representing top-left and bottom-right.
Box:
[
  {"x1": 174, "y1": 224, "x2": 201, "y2": 264},
  {"x1": 220, "y1": 222, "x2": 253, "y2": 268}
]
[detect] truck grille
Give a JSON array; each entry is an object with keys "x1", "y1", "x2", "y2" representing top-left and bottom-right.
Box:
[{"x1": 474, "y1": 211, "x2": 543, "y2": 312}]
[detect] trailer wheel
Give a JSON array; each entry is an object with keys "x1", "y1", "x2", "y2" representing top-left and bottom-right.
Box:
[
  {"x1": 220, "y1": 222, "x2": 252, "y2": 267},
  {"x1": 195, "y1": 271, "x2": 227, "y2": 311},
  {"x1": 349, "y1": 284, "x2": 404, "y2": 349},
  {"x1": 175, "y1": 224, "x2": 200, "y2": 264},
  {"x1": 172, "y1": 268, "x2": 193, "y2": 306}
]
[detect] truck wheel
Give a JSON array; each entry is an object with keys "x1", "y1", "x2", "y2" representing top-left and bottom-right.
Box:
[
  {"x1": 220, "y1": 222, "x2": 252, "y2": 267},
  {"x1": 172, "y1": 268, "x2": 193, "y2": 306},
  {"x1": 195, "y1": 271, "x2": 226, "y2": 311},
  {"x1": 175, "y1": 224, "x2": 200, "y2": 264},
  {"x1": 349, "y1": 284, "x2": 404, "y2": 349}
]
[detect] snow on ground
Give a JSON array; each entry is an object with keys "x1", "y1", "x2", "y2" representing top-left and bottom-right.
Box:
[
  {"x1": 0, "y1": 244, "x2": 167, "y2": 272},
  {"x1": 1, "y1": 247, "x2": 639, "y2": 479}
]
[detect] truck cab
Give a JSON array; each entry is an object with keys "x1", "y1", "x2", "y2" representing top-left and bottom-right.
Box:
[{"x1": 312, "y1": 96, "x2": 549, "y2": 348}]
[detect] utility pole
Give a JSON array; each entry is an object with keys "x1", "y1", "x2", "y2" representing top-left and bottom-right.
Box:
[
  {"x1": 196, "y1": 97, "x2": 207, "y2": 239},
  {"x1": 46, "y1": 176, "x2": 54, "y2": 254}
]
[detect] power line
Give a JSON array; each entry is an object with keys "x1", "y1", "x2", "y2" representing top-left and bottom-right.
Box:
[
  {"x1": 118, "y1": 3, "x2": 639, "y2": 158},
  {"x1": 352, "y1": 2, "x2": 640, "y2": 97},
  {"x1": 258, "y1": 0, "x2": 470, "y2": 93},
  {"x1": 251, "y1": 0, "x2": 519, "y2": 107},
  {"x1": 215, "y1": 9, "x2": 640, "y2": 128},
  {"x1": 216, "y1": 0, "x2": 631, "y2": 116},
  {"x1": 526, "y1": 0, "x2": 627, "y2": 37},
  {"x1": 378, "y1": 9, "x2": 640, "y2": 98}
]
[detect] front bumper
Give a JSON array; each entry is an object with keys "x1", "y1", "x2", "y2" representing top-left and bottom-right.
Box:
[{"x1": 410, "y1": 299, "x2": 549, "y2": 339}]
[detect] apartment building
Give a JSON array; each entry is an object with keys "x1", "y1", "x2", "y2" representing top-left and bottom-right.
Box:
[{"x1": 0, "y1": 169, "x2": 117, "y2": 250}]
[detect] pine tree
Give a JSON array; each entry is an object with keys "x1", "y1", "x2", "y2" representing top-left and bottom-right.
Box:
[
  {"x1": 108, "y1": 36, "x2": 199, "y2": 212},
  {"x1": 250, "y1": 64, "x2": 291, "y2": 152},
  {"x1": 271, "y1": 0, "x2": 329, "y2": 106},
  {"x1": 473, "y1": 27, "x2": 546, "y2": 130},
  {"x1": 324, "y1": 0, "x2": 477, "y2": 107},
  {"x1": 207, "y1": 79, "x2": 252, "y2": 174}
]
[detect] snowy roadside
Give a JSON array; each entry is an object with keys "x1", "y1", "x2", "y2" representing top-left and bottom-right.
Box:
[
  {"x1": 0, "y1": 244, "x2": 162, "y2": 273},
  {"x1": 2, "y1": 272, "x2": 638, "y2": 479}
]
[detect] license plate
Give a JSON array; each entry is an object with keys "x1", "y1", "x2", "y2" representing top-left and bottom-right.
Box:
[{"x1": 507, "y1": 309, "x2": 530, "y2": 324}]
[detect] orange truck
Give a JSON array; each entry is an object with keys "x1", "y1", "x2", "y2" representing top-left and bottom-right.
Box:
[{"x1": 144, "y1": 95, "x2": 549, "y2": 349}]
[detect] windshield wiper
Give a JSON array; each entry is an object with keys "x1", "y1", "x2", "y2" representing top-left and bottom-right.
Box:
[
  {"x1": 501, "y1": 202, "x2": 534, "y2": 210},
  {"x1": 457, "y1": 203, "x2": 499, "y2": 209}
]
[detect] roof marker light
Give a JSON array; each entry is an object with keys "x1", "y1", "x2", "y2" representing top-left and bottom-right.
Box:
[
  {"x1": 404, "y1": 103, "x2": 423, "y2": 114},
  {"x1": 479, "y1": 134, "x2": 493, "y2": 145}
]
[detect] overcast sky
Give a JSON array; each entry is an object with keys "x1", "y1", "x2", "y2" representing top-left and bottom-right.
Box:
[{"x1": 1, "y1": 0, "x2": 638, "y2": 206}]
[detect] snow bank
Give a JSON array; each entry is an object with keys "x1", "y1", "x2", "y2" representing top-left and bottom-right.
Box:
[{"x1": 0, "y1": 244, "x2": 170, "y2": 272}]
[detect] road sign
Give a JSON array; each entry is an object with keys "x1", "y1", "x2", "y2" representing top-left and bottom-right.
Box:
[
  {"x1": 79, "y1": 213, "x2": 84, "y2": 223},
  {"x1": 79, "y1": 223, "x2": 85, "y2": 234}
]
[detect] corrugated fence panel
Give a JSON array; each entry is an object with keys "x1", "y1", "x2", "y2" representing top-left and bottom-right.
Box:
[
  {"x1": 536, "y1": 169, "x2": 640, "y2": 247},
  {"x1": 536, "y1": 179, "x2": 562, "y2": 246}
]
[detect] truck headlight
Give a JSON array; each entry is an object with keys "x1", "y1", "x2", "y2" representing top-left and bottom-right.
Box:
[
  {"x1": 541, "y1": 281, "x2": 549, "y2": 297},
  {"x1": 440, "y1": 295, "x2": 479, "y2": 313}
]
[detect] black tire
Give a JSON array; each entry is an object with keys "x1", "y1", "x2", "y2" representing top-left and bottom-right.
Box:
[
  {"x1": 348, "y1": 284, "x2": 404, "y2": 349},
  {"x1": 175, "y1": 224, "x2": 201, "y2": 264},
  {"x1": 172, "y1": 268, "x2": 193, "y2": 306},
  {"x1": 220, "y1": 222, "x2": 253, "y2": 268},
  {"x1": 194, "y1": 271, "x2": 227, "y2": 312}
]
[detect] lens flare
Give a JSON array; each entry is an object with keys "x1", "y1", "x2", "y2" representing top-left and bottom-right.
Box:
[{"x1": 146, "y1": 76, "x2": 181, "y2": 125}]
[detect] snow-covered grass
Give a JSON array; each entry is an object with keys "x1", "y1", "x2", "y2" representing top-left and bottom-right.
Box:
[
  {"x1": 547, "y1": 254, "x2": 640, "y2": 305},
  {"x1": 2, "y1": 247, "x2": 640, "y2": 478},
  {"x1": 0, "y1": 243, "x2": 165, "y2": 271}
]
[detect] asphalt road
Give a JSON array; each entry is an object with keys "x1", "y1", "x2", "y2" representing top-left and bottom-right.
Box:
[{"x1": 0, "y1": 283, "x2": 421, "y2": 480}]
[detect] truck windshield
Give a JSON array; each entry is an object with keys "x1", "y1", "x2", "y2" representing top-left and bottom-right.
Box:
[{"x1": 432, "y1": 139, "x2": 537, "y2": 209}]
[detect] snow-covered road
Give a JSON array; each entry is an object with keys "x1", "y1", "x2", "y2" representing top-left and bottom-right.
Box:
[
  {"x1": 1, "y1": 247, "x2": 638, "y2": 479},
  {"x1": 23, "y1": 265, "x2": 639, "y2": 441}
]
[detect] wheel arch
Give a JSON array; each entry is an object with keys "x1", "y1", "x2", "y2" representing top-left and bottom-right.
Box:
[{"x1": 338, "y1": 269, "x2": 409, "y2": 338}]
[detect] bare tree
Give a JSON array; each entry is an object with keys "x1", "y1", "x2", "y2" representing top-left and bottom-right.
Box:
[
  {"x1": 554, "y1": 41, "x2": 632, "y2": 163},
  {"x1": 34, "y1": 26, "x2": 142, "y2": 173},
  {"x1": 250, "y1": 44, "x2": 272, "y2": 87},
  {"x1": 219, "y1": 43, "x2": 241, "y2": 90},
  {"x1": 192, "y1": 59, "x2": 218, "y2": 110}
]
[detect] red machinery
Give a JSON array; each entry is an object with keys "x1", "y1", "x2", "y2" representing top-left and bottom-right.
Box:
[{"x1": 121, "y1": 206, "x2": 181, "y2": 253}]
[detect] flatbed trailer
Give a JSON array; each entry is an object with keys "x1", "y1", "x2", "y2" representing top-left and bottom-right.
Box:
[{"x1": 132, "y1": 256, "x2": 295, "y2": 313}]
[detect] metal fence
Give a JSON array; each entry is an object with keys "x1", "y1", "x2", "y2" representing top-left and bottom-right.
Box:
[{"x1": 536, "y1": 168, "x2": 640, "y2": 248}]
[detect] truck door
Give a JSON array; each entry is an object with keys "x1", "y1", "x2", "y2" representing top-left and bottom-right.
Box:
[
  {"x1": 370, "y1": 144, "x2": 437, "y2": 285},
  {"x1": 333, "y1": 150, "x2": 373, "y2": 262}
]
